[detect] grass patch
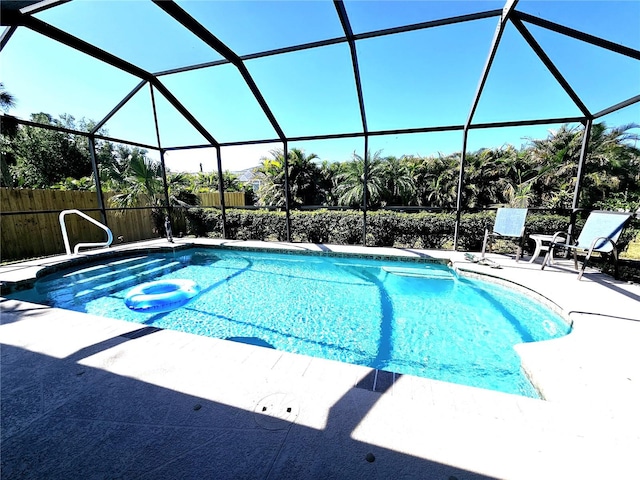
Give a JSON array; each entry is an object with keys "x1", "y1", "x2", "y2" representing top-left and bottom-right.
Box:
[{"x1": 623, "y1": 236, "x2": 640, "y2": 260}]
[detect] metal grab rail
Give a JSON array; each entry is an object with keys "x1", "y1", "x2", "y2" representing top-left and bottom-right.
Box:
[{"x1": 59, "y1": 209, "x2": 113, "y2": 255}]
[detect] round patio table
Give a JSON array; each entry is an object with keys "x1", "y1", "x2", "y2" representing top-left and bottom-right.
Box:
[{"x1": 529, "y1": 234, "x2": 566, "y2": 264}]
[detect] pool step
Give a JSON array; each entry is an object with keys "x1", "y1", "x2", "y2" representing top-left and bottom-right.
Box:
[
  {"x1": 36, "y1": 255, "x2": 187, "y2": 304},
  {"x1": 74, "y1": 261, "x2": 183, "y2": 299},
  {"x1": 59, "y1": 257, "x2": 167, "y2": 284},
  {"x1": 382, "y1": 266, "x2": 454, "y2": 279}
]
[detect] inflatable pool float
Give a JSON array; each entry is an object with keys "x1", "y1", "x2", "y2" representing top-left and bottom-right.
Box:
[{"x1": 125, "y1": 279, "x2": 200, "y2": 313}]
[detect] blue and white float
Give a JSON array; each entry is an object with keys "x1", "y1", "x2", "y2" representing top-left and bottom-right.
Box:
[{"x1": 125, "y1": 279, "x2": 200, "y2": 314}]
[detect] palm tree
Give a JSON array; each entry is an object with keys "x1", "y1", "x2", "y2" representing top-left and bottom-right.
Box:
[
  {"x1": 0, "y1": 83, "x2": 15, "y2": 112},
  {"x1": 495, "y1": 147, "x2": 541, "y2": 208},
  {"x1": 256, "y1": 148, "x2": 323, "y2": 207},
  {"x1": 465, "y1": 149, "x2": 497, "y2": 207},
  {"x1": 191, "y1": 172, "x2": 219, "y2": 192},
  {"x1": 287, "y1": 148, "x2": 323, "y2": 206},
  {"x1": 109, "y1": 154, "x2": 162, "y2": 209},
  {"x1": 522, "y1": 122, "x2": 640, "y2": 209},
  {"x1": 465, "y1": 146, "x2": 526, "y2": 207},
  {"x1": 334, "y1": 150, "x2": 386, "y2": 208},
  {"x1": 581, "y1": 122, "x2": 640, "y2": 208},
  {"x1": 191, "y1": 171, "x2": 242, "y2": 193},
  {"x1": 167, "y1": 172, "x2": 201, "y2": 207},
  {"x1": 107, "y1": 153, "x2": 199, "y2": 235},
  {"x1": 256, "y1": 153, "x2": 286, "y2": 207},
  {"x1": 381, "y1": 155, "x2": 415, "y2": 205},
  {"x1": 0, "y1": 83, "x2": 18, "y2": 186},
  {"x1": 523, "y1": 124, "x2": 582, "y2": 208},
  {"x1": 318, "y1": 160, "x2": 341, "y2": 206},
  {"x1": 502, "y1": 172, "x2": 535, "y2": 208},
  {"x1": 418, "y1": 153, "x2": 459, "y2": 208},
  {"x1": 109, "y1": 155, "x2": 199, "y2": 209},
  {"x1": 402, "y1": 155, "x2": 426, "y2": 206}
]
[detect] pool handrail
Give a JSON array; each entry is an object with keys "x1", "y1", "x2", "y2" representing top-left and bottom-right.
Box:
[{"x1": 59, "y1": 209, "x2": 114, "y2": 255}]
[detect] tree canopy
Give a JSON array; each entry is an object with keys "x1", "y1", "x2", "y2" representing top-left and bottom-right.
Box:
[{"x1": 253, "y1": 123, "x2": 640, "y2": 212}]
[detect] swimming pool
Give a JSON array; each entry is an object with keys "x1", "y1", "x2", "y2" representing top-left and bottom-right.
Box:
[{"x1": 11, "y1": 247, "x2": 570, "y2": 397}]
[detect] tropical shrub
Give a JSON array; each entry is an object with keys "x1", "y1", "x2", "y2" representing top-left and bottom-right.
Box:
[
  {"x1": 183, "y1": 208, "x2": 639, "y2": 260},
  {"x1": 366, "y1": 211, "x2": 402, "y2": 247}
]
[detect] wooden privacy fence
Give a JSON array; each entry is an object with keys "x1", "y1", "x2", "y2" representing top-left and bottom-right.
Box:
[
  {"x1": 198, "y1": 191, "x2": 245, "y2": 207},
  {"x1": 0, "y1": 189, "x2": 244, "y2": 261}
]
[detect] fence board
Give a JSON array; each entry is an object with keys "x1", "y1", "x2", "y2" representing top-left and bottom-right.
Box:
[
  {"x1": 1, "y1": 188, "x2": 245, "y2": 261},
  {"x1": 0, "y1": 189, "x2": 19, "y2": 258},
  {"x1": 29, "y1": 190, "x2": 49, "y2": 257}
]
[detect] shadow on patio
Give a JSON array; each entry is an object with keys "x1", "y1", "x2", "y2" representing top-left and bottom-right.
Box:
[{"x1": 1, "y1": 323, "x2": 496, "y2": 480}]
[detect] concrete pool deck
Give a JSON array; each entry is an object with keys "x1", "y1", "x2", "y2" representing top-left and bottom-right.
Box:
[{"x1": 2, "y1": 239, "x2": 639, "y2": 479}]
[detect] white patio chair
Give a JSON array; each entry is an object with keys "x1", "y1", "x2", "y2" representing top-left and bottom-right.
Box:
[
  {"x1": 481, "y1": 208, "x2": 528, "y2": 261},
  {"x1": 540, "y1": 210, "x2": 633, "y2": 280}
]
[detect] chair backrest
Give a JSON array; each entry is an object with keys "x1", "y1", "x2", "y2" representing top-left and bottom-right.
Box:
[
  {"x1": 575, "y1": 210, "x2": 633, "y2": 252},
  {"x1": 493, "y1": 208, "x2": 528, "y2": 237}
]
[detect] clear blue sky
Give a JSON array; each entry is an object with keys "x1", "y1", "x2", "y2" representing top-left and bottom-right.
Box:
[{"x1": 1, "y1": 0, "x2": 639, "y2": 173}]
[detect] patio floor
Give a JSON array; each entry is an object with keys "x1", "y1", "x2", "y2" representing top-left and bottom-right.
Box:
[{"x1": 2, "y1": 239, "x2": 639, "y2": 479}]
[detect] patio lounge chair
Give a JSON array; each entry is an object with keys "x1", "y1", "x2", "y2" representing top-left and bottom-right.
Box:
[
  {"x1": 481, "y1": 208, "x2": 528, "y2": 261},
  {"x1": 540, "y1": 210, "x2": 633, "y2": 280}
]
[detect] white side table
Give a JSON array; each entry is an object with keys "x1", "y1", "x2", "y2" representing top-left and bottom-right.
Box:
[{"x1": 528, "y1": 234, "x2": 566, "y2": 264}]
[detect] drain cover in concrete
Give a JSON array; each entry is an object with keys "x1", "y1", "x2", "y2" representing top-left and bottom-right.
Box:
[{"x1": 253, "y1": 393, "x2": 299, "y2": 430}]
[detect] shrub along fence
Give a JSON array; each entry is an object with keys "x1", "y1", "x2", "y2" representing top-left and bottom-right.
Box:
[
  {"x1": 3, "y1": 188, "x2": 638, "y2": 267},
  {"x1": 0, "y1": 188, "x2": 244, "y2": 261},
  {"x1": 185, "y1": 207, "x2": 639, "y2": 257}
]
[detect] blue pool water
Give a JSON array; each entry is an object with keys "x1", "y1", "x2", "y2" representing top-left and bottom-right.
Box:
[{"x1": 12, "y1": 247, "x2": 571, "y2": 397}]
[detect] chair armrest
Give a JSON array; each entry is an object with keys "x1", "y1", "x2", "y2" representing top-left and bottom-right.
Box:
[
  {"x1": 589, "y1": 236, "x2": 615, "y2": 253},
  {"x1": 549, "y1": 230, "x2": 570, "y2": 246}
]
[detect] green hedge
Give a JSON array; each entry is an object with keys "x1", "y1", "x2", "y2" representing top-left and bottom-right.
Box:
[{"x1": 185, "y1": 207, "x2": 638, "y2": 255}]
